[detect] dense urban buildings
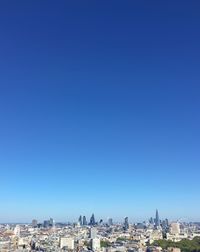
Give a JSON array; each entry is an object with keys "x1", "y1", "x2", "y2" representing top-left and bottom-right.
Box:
[{"x1": 1, "y1": 210, "x2": 200, "y2": 252}]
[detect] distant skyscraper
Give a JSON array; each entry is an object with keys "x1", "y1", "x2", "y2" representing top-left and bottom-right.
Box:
[
  {"x1": 108, "y1": 218, "x2": 113, "y2": 226},
  {"x1": 83, "y1": 216, "x2": 87, "y2": 225},
  {"x1": 89, "y1": 213, "x2": 96, "y2": 226},
  {"x1": 155, "y1": 209, "x2": 160, "y2": 227},
  {"x1": 149, "y1": 217, "x2": 154, "y2": 225},
  {"x1": 124, "y1": 217, "x2": 129, "y2": 231},
  {"x1": 78, "y1": 215, "x2": 83, "y2": 226},
  {"x1": 165, "y1": 218, "x2": 169, "y2": 227},
  {"x1": 49, "y1": 218, "x2": 55, "y2": 227},
  {"x1": 161, "y1": 218, "x2": 169, "y2": 230},
  {"x1": 43, "y1": 220, "x2": 50, "y2": 228},
  {"x1": 32, "y1": 219, "x2": 37, "y2": 228}
]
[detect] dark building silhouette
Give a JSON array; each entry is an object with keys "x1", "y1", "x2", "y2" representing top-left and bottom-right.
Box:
[
  {"x1": 83, "y1": 216, "x2": 87, "y2": 226},
  {"x1": 108, "y1": 218, "x2": 113, "y2": 226},
  {"x1": 124, "y1": 217, "x2": 129, "y2": 230},
  {"x1": 89, "y1": 213, "x2": 95, "y2": 226}
]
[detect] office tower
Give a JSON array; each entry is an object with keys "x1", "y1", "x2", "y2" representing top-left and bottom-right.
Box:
[
  {"x1": 90, "y1": 213, "x2": 96, "y2": 226},
  {"x1": 32, "y1": 219, "x2": 37, "y2": 228},
  {"x1": 108, "y1": 218, "x2": 113, "y2": 226},
  {"x1": 78, "y1": 215, "x2": 83, "y2": 226},
  {"x1": 89, "y1": 227, "x2": 97, "y2": 239},
  {"x1": 124, "y1": 217, "x2": 129, "y2": 231},
  {"x1": 43, "y1": 220, "x2": 50, "y2": 228},
  {"x1": 149, "y1": 217, "x2": 154, "y2": 225},
  {"x1": 162, "y1": 218, "x2": 169, "y2": 230},
  {"x1": 155, "y1": 209, "x2": 160, "y2": 227},
  {"x1": 59, "y1": 237, "x2": 74, "y2": 249},
  {"x1": 165, "y1": 218, "x2": 169, "y2": 227},
  {"x1": 91, "y1": 238, "x2": 100, "y2": 251},
  {"x1": 170, "y1": 222, "x2": 180, "y2": 235},
  {"x1": 83, "y1": 216, "x2": 87, "y2": 226},
  {"x1": 49, "y1": 218, "x2": 55, "y2": 227}
]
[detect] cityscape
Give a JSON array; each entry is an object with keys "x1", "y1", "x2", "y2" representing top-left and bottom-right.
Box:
[
  {"x1": 0, "y1": 210, "x2": 200, "y2": 252},
  {"x1": 1, "y1": 0, "x2": 200, "y2": 252}
]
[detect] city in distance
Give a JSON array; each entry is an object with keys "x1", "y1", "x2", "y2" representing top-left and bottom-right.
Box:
[
  {"x1": 0, "y1": 0, "x2": 200, "y2": 252},
  {"x1": 1, "y1": 210, "x2": 200, "y2": 251}
]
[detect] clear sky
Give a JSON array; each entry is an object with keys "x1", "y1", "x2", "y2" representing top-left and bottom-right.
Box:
[{"x1": 0, "y1": 1, "x2": 200, "y2": 223}]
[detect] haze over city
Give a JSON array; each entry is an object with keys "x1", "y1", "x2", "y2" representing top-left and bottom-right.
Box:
[{"x1": 0, "y1": 0, "x2": 200, "y2": 224}]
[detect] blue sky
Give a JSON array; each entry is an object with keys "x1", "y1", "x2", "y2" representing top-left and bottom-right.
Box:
[{"x1": 0, "y1": 1, "x2": 200, "y2": 223}]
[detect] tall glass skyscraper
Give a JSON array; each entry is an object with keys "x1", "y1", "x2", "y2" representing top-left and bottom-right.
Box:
[
  {"x1": 155, "y1": 209, "x2": 160, "y2": 227},
  {"x1": 124, "y1": 217, "x2": 129, "y2": 231},
  {"x1": 83, "y1": 216, "x2": 87, "y2": 226},
  {"x1": 89, "y1": 214, "x2": 96, "y2": 226},
  {"x1": 78, "y1": 215, "x2": 82, "y2": 226}
]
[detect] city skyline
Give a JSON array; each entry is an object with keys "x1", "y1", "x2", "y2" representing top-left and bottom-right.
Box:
[
  {"x1": 0, "y1": 210, "x2": 196, "y2": 224},
  {"x1": 0, "y1": 0, "x2": 200, "y2": 223},
  {"x1": 1, "y1": 213, "x2": 199, "y2": 252}
]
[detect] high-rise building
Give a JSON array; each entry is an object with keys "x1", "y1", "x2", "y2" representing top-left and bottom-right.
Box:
[
  {"x1": 78, "y1": 215, "x2": 83, "y2": 226},
  {"x1": 43, "y1": 220, "x2": 50, "y2": 228},
  {"x1": 89, "y1": 213, "x2": 96, "y2": 226},
  {"x1": 83, "y1": 216, "x2": 87, "y2": 226},
  {"x1": 161, "y1": 218, "x2": 169, "y2": 229},
  {"x1": 155, "y1": 209, "x2": 160, "y2": 227},
  {"x1": 124, "y1": 217, "x2": 129, "y2": 231},
  {"x1": 32, "y1": 219, "x2": 38, "y2": 228},
  {"x1": 149, "y1": 217, "x2": 154, "y2": 225},
  {"x1": 89, "y1": 227, "x2": 97, "y2": 239},
  {"x1": 91, "y1": 238, "x2": 100, "y2": 251},
  {"x1": 108, "y1": 218, "x2": 113, "y2": 226},
  {"x1": 49, "y1": 218, "x2": 55, "y2": 227}
]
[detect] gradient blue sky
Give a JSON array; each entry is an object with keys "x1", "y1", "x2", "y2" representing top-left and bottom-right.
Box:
[{"x1": 0, "y1": 1, "x2": 200, "y2": 223}]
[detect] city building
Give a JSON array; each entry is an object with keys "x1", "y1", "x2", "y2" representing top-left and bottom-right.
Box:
[
  {"x1": 78, "y1": 215, "x2": 83, "y2": 226},
  {"x1": 83, "y1": 216, "x2": 87, "y2": 226},
  {"x1": 155, "y1": 209, "x2": 160, "y2": 228},
  {"x1": 90, "y1": 227, "x2": 97, "y2": 239},
  {"x1": 90, "y1": 214, "x2": 96, "y2": 226},
  {"x1": 91, "y1": 238, "x2": 100, "y2": 251},
  {"x1": 32, "y1": 219, "x2": 37, "y2": 228},
  {"x1": 49, "y1": 218, "x2": 55, "y2": 227},
  {"x1": 108, "y1": 218, "x2": 113, "y2": 226},
  {"x1": 14, "y1": 225, "x2": 20, "y2": 237},
  {"x1": 170, "y1": 222, "x2": 180, "y2": 235},
  {"x1": 43, "y1": 220, "x2": 50, "y2": 228},
  {"x1": 59, "y1": 237, "x2": 74, "y2": 250},
  {"x1": 124, "y1": 217, "x2": 129, "y2": 231}
]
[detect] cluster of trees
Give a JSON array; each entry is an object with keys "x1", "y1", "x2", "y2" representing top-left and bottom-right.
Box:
[
  {"x1": 153, "y1": 237, "x2": 200, "y2": 252},
  {"x1": 100, "y1": 240, "x2": 111, "y2": 247}
]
